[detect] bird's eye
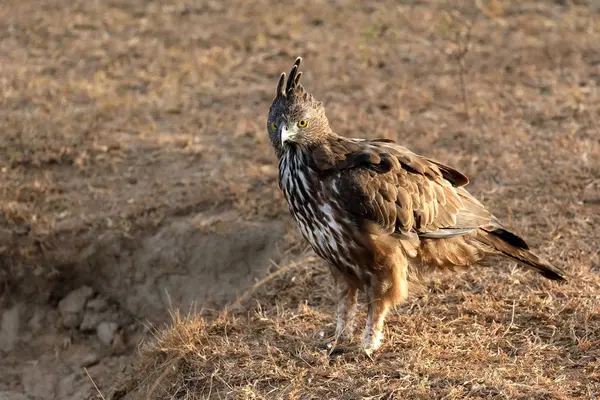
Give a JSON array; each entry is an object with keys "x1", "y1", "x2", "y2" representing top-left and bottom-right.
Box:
[
  {"x1": 270, "y1": 122, "x2": 277, "y2": 132},
  {"x1": 297, "y1": 120, "x2": 308, "y2": 128}
]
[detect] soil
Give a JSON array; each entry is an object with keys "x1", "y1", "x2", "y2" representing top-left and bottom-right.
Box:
[{"x1": 0, "y1": 0, "x2": 599, "y2": 399}]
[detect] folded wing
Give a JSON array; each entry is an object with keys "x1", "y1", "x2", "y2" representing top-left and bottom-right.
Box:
[
  {"x1": 308, "y1": 137, "x2": 566, "y2": 280},
  {"x1": 310, "y1": 137, "x2": 494, "y2": 238}
]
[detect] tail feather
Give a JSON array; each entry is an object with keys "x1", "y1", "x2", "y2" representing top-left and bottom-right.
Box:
[{"x1": 476, "y1": 228, "x2": 566, "y2": 281}]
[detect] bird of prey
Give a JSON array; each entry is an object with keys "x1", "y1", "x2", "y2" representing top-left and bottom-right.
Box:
[{"x1": 266, "y1": 57, "x2": 566, "y2": 355}]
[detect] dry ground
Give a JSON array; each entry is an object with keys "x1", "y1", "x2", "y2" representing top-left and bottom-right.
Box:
[{"x1": 0, "y1": 0, "x2": 599, "y2": 399}]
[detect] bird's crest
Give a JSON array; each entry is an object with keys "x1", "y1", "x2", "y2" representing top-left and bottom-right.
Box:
[{"x1": 275, "y1": 57, "x2": 317, "y2": 104}]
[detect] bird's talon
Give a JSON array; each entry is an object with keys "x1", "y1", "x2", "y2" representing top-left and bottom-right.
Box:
[
  {"x1": 317, "y1": 340, "x2": 347, "y2": 356},
  {"x1": 327, "y1": 346, "x2": 347, "y2": 356},
  {"x1": 362, "y1": 347, "x2": 375, "y2": 361}
]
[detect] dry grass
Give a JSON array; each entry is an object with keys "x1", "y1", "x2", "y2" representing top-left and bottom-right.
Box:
[
  {"x1": 109, "y1": 0, "x2": 600, "y2": 398},
  {"x1": 115, "y1": 256, "x2": 599, "y2": 399},
  {"x1": 1, "y1": 0, "x2": 599, "y2": 398}
]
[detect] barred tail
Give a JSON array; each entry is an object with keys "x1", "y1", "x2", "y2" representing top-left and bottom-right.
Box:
[{"x1": 476, "y1": 228, "x2": 566, "y2": 281}]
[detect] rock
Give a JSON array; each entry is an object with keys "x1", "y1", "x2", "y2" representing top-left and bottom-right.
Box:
[
  {"x1": 97, "y1": 322, "x2": 119, "y2": 346},
  {"x1": 79, "y1": 310, "x2": 106, "y2": 332},
  {"x1": 59, "y1": 286, "x2": 95, "y2": 314},
  {"x1": 58, "y1": 286, "x2": 95, "y2": 328},
  {"x1": 67, "y1": 348, "x2": 100, "y2": 368},
  {"x1": 0, "y1": 305, "x2": 20, "y2": 352},
  {"x1": 61, "y1": 313, "x2": 81, "y2": 329},
  {"x1": 86, "y1": 297, "x2": 108, "y2": 311}
]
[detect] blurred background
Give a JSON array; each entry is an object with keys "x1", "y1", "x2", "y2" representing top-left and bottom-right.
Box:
[{"x1": 0, "y1": 0, "x2": 598, "y2": 398}]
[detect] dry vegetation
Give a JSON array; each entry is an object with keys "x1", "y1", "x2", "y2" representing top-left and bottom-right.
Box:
[
  {"x1": 117, "y1": 258, "x2": 599, "y2": 399},
  {"x1": 1, "y1": 0, "x2": 599, "y2": 399}
]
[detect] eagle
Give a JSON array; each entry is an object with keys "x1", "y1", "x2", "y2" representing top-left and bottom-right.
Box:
[{"x1": 266, "y1": 57, "x2": 566, "y2": 355}]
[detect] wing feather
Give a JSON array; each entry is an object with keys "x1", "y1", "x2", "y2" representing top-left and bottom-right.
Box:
[{"x1": 309, "y1": 137, "x2": 493, "y2": 238}]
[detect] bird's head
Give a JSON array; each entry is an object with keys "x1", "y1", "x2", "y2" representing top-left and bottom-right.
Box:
[{"x1": 267, "y1": 57, "x2": 332, "y2": 156}]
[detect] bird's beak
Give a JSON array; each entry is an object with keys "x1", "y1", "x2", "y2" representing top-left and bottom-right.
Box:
[{"x1": 280, "y1": 124, "x2": 298, "y2": 144}]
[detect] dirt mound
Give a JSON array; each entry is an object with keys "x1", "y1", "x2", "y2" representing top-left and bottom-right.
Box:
[
  {"x1": 0, "y1": 210, "x2": 288, "y2": 399},
  {"x1": 75, "y1": 210, "x2": 285, "y2": 323}
]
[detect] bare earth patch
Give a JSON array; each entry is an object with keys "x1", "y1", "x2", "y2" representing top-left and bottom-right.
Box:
[{"x1": 0, "y1": 0, "x2": 599, "y2": 399}]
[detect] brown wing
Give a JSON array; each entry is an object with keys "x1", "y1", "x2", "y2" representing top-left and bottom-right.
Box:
[{"x1": 310, "y1": 137, "x2": 495, "y2": 238}]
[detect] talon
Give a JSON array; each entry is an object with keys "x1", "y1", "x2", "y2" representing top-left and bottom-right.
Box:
[
  {"x1": 317, "y1": 340, "x2": 347, "y2": 356},
  {"x1": 335, "y1": 330, "x2": 355, "y2": 343},
  {"x1": 316, "y1": 334, "x2": 339, "y2": 350},
  {"x1": 362, "y1": 332, "x2": 383, "y2": 356},
  {"x1": 363, "y1": 347, "x2": 375, "y2": 360},
  {"x1": 317, "y1": 341, "x2": 332, "y2": 351},
  {"x1": 328, "y1": 346, "x2": 347, "y2": 356}
]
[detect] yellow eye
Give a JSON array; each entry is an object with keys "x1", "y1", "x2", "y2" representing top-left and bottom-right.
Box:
[
  {"x1": 270, "y1": 122, "x2": 277, "y2": 132},
  {"x1": 297, "y1": 120, "x2": 308, "y2": 128}
]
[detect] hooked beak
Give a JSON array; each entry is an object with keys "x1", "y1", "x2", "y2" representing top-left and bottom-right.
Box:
[{"x1": 280, "y1": 124, "x2": 298, "y2": 144}]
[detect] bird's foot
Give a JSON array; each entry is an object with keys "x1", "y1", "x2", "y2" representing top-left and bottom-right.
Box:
[
  {"x1": 316, "y1": 329, "x2": 353, "y2": 356},
  {"x1": 334, "y1": 325, "x2": 355, "y2": 343},
  {"x1": 318, "y1": 340, "x2": 348, "y2": 356},
  {"x1": 361, "y1": 331, "x2": 383, "y2": 358}
]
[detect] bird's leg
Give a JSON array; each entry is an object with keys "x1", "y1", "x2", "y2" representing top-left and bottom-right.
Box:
[
  {"x1": 362, "y1": 290, "x2": 390, "y2": 356},
  {"x1": 335, "y1": 284, "x2": 358, "y2": 341},
  {"x1": 362, "y1": 254, "x2": 410, "y2": 356}
]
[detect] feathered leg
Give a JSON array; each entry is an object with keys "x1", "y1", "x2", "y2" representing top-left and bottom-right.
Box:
[
  {"x1": 335, "y1": 282, "x2": 358, "y2": 341},
  {"x1": 362, "y1": 252, "x2": 409, "y2": 355},
  {"x1": 363, "y1": 290, "x2": 389, "y2": 355}
]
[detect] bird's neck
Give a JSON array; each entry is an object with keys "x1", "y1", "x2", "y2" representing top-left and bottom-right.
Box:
[{"x1": 280, "y1": 145, "x2": 309, "y2": 168}]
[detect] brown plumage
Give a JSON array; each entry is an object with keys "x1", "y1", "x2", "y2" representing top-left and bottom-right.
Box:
[{"x1": 266, "y1": 57, "x2": 566, "y2": 355}]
